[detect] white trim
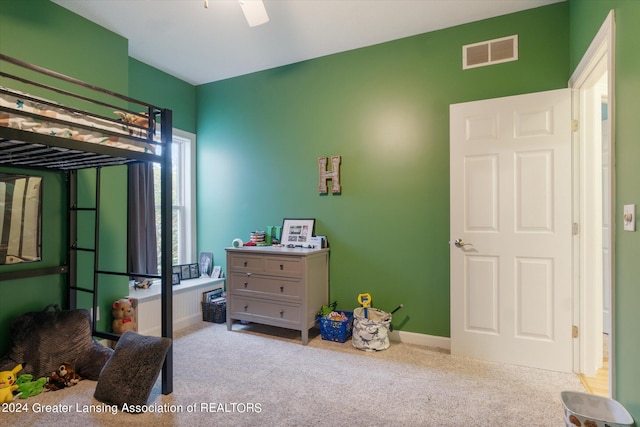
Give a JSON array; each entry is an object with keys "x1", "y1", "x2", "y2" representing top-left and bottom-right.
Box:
[
  {"x1": 569, "y1": 10, "x2": 615, "y2": 397},
  {"x1": 173, "y1": 129, "x2": 198, "y2": 262},
  {"x1": 164, "y1": 128, "x2": 198, "y2": 264},
  {"x1": 389, "y1": 330, "x2": 451, "y2": 352}
]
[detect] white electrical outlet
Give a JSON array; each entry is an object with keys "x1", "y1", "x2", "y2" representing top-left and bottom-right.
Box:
[{"x1": 623, "y1": 204, "x2": 636, "y2": 231}]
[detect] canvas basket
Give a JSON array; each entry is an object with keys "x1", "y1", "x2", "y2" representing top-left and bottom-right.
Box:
[{"x1": 352, "y1": 307, "x2": 392, "y2": 351}]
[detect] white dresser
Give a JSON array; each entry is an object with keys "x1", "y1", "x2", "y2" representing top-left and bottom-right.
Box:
[{"x1": 225, "y1": 246, "x2": 329, "y2": 344}]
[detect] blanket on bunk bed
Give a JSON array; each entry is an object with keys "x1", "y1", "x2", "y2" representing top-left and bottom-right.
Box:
[{"x1": 0, "y1": 86, "x2": 156, "y2": 153}]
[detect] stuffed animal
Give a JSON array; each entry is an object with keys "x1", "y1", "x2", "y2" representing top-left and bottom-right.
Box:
[
  {"x1": 112, "y1": 298, "x2": 137, "y2": 335},
  {"x1": 45, "y1": 363, "x2": 81, "y2": 391},
  {"x1": 15, "y1": 374, "x2": 46, "y2": 399},
  {"x1": 0, "y1": 364, "x2": 23, "y2": 403},
  {"x1": 114, "y1": 111, "x2": 154, "y2": 128}
]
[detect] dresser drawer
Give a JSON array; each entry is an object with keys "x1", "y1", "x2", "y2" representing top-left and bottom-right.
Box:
[
  {"x1": 228, "y1": 254, "x2": 264, "y2": 273},
  {"x1": 263, "y1": 256, "x2": 302, "y2": 278},
  {"x1": 229, "y1": 272, "x2": 301, "y2": 301},
  {"x1": 230, "y1": 296, "x2": 301, "y2": 324}
]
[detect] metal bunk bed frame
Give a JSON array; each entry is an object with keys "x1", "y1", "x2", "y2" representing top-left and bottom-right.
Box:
[{"x1": 0, "y1": 53, "x2": 174, "y2": 394}]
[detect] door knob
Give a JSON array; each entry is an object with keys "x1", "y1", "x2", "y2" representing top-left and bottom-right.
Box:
[{"x1": 454, "y1": 239, "x2": 473, "y2": 248}]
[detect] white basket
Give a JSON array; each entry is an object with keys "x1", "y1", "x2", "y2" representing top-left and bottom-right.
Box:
[
  {"x1": 561, "y1": 391, "x2": 634, "y2": 427},
  {"x1": 352, "y1": 307, "x2": 391, "y2": 351}
]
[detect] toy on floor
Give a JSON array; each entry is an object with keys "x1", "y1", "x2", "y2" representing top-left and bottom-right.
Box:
[
  {"x1": 45, "y1": 363, "x2": 82, "y2": 391},
  {"x1": 0, "y1": 363, "x2": 23, "y2": 403},
  {"x1": 15, "y1": 374, "x2": 46, "y2": 399},
  {"x1": 112, "y1": 297, "x2": 138, "y2": 335}
]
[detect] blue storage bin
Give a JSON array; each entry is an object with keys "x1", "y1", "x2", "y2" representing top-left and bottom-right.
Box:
[{"x1": 318, "y1": 311, "x2": 353, "y2": 343}]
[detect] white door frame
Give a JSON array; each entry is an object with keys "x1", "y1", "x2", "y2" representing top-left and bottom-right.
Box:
[{"x1": 569, "y1": 10, "x2": 616, "y2": 396}]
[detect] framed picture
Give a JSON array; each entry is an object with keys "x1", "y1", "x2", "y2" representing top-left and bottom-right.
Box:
[
  {"x1": 211, "y1": 265, "x2": 222, "y2": 279},
  {"x1": 199, "y1": 252, "x2": 213, "y2": 277},
  {"x1": 172, "y1": 265, "x2": 181, "y2": 279},
  {"x1": 189, "y1": 263, "x2": 200, "y2": 279},
  {"x1": 180, "y1": 265, "x2": 191, "y2": 280},
  {"x1": 281, "y1": 218, "x2": 315, "y2": 244},
  {"x1": 172, "y1": 273, "x2": 181, "y2": 285}
]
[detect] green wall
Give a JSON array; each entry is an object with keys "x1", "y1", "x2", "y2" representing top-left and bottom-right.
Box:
[
  {"x1": 0, "y1": 0, "x2": 127, "y2": 94},
  {"x1": 196, "y1": 3, "x2": 570, "y2": 336},
  {"x1": 0, "y1": 0, "x2": 195, "y2": 352},
  {"x1": 569, "y1": 0, "x2": 640, "y2": 420},
  {"x1": 128, "y1": 58, "x2": 197, "y2": 133}
]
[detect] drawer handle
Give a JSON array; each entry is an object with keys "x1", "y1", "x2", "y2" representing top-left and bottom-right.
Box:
[
  {"x1": 244, "y1": 282, "x2": 248, "y2": 288},
  {"x1": 279, "y1": 264, "x2": 284, "y2": 270},
  {"x1": 280, "y1": 286, "x2": 284, "y2": 293},
  {"x1": 279, "y1": 310, "x2": 284, "y2": 318},
  {"x1": 243, "y1": 261, "x2": 248, "y2": 267},
  {"x1": 246, "y1": 272, "x2": 252, "y2": 277},
  {"x1": 244, "y1": 305, "x2": 248, "y2": 312}
]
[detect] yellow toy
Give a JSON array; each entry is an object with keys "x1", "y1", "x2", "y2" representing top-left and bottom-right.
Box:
[
  {"x1": 357, "y1": 293, "x2": 372, "y2": 319},
  {"x1": 0, "y1": 364, "x2": 23, "y2": 403}
]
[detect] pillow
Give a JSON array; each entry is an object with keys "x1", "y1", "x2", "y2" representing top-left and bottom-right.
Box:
[
  {"x1": 94, "y1": 330, "x2": 171, "y2": 413},
  {"x1": 7, "y1": 305, "x2": 113, "y2": 380}
]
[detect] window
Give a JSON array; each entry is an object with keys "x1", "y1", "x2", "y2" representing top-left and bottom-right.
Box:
[{"x1": 154, "y1": 129, "x2": 196, "y2": 268}]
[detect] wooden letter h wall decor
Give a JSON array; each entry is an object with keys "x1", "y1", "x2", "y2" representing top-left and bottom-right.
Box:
[{"x1": 318, "y1": 155, "x2": 341, "y2": 194}]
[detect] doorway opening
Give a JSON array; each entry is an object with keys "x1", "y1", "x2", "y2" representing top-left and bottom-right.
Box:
[{"x1": 569, "y1": 10, "x2": 615, "y2": 397}]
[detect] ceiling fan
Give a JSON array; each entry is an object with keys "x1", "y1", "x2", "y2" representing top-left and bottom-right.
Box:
[{"x1": 204, "y1": 0, "x2": 270, "y2": 27}]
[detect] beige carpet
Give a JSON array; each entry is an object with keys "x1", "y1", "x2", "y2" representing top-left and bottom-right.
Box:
[{"x1": 3, "y1": 322, "x2": 583, "y2": 426}]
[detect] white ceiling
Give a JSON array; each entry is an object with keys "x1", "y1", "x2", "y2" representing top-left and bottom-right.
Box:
[{"x1": 51, "y1": 0, "x2": 565, "y2": 86}]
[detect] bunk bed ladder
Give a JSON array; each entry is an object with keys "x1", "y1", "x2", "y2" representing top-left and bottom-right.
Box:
[{"x1": 67, "y1": 168, "x2": 101, "y2": 333}]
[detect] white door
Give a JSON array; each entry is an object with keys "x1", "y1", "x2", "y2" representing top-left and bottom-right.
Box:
[{"x1": 450, "y1": 89, "x2": 573, "y2": 373}]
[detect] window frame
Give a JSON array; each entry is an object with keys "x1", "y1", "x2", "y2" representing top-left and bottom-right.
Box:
[
  {"x1": 156, "y1": 128, "x2": 196, "y2": 267},
  {"x1": 177, "y1": 129, "x2": 197, "y2": 265}
]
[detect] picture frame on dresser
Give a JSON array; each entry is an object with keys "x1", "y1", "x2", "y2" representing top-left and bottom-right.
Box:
[{"x1": 281, "y1": 218, "x2": 315, "y2": 244}]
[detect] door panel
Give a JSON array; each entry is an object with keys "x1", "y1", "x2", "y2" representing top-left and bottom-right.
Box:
[{"x1": 450, "y1": 89, "x2": 573, "y2": 372}]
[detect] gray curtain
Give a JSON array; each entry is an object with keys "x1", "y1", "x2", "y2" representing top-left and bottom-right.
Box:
[{"x1": 128, "y1": 163, "x2": 158, "y2": 278}]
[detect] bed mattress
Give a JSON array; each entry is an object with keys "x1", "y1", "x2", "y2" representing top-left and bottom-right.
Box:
[{"x1": 0, "y1": 87, "x2": 157, "y2": 153}]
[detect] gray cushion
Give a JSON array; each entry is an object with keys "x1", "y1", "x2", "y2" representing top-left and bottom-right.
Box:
[
  {"x1": 94, "y1": 330, "x2": 171, "y2": 413},
  {"x1": 6, "y1": 305, "x2": 113, "y2": 380}
]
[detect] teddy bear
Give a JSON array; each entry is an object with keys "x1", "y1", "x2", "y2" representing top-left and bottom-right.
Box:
[
  {"x1": 45, "y1": 363, "x2": 81, "y2": 391},
  {"x1": 0, "y1": 363, "x2": 22, "y2": 403},
  {"x1": 112, "y1": 297, "x2": 137, "y2": 335}
]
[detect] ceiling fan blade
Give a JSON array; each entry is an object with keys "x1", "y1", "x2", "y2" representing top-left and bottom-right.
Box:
[{"x1": 239, "y1": 0, "x2": 270, "y2": 27}]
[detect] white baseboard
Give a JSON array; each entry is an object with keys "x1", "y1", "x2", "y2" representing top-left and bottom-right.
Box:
[{"x1": 388, "y1": 329, "x2": 451, "y2": 352}]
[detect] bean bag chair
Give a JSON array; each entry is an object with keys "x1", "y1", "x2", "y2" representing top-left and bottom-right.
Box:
[{"x1": 0, "y1": 304, "x2": 113, "y2": 380}]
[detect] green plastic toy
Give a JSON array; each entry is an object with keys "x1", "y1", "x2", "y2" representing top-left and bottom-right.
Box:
[{"x1": 15, "y1": 374, "x2": 46, "y2": 399}]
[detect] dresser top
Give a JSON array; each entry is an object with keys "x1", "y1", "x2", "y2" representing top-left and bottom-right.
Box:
[{"x1": 226, "y1": 246, "x2": 329, "y2": 256}]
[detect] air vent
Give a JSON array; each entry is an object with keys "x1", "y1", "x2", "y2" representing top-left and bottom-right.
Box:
[{"x1": 463, "y1": 35, "x2": 518, "y2": 69}]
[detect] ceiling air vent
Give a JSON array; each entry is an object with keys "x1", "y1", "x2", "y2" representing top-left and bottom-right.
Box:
[{"x1": 463, "y1": 35, "x2": 518, "y2": 69}]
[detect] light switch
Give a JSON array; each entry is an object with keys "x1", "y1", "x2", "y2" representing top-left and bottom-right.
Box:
[{"x1": 623, "y1": 204, "x2": 636, "y2": 231}]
